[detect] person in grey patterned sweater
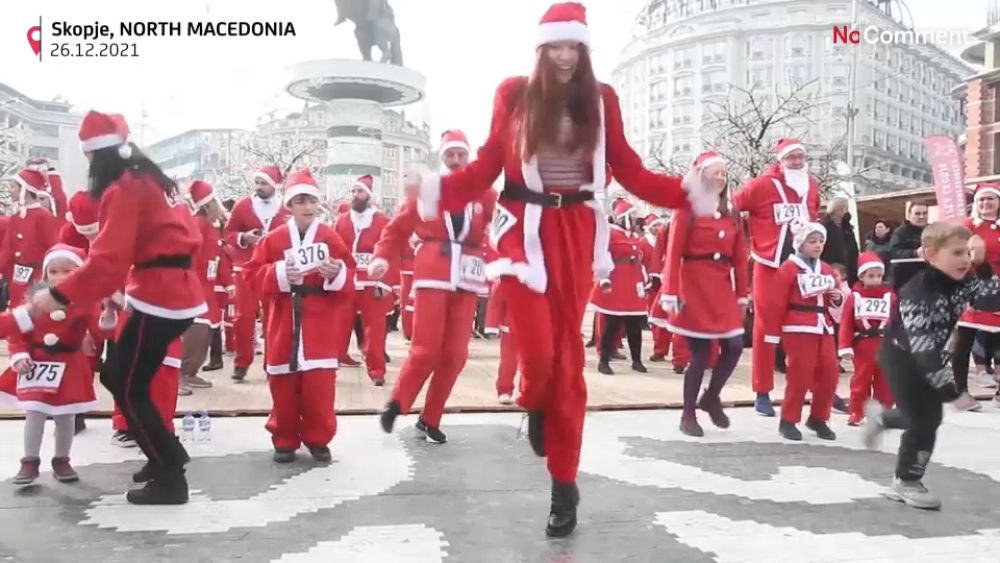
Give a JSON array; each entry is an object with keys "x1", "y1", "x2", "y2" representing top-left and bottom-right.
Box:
[{"x1": 874, "y1": 223, "x2": 1000, "y2": 510}]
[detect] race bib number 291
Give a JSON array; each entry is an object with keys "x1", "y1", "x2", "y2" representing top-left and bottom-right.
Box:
[{"x1": 773, "y1": 203, "x2": 807, "y2": 225}]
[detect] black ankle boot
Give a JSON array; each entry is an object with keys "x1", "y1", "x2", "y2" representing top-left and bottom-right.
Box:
[
  {"x1": 132, "y1": 460, "x2": 162, "y2": 483},
  {"x1": 545, "y1": 480, "x2": 579, "y2": 538},
  {"x1": 380, "y1": 400, "x2": 401, "y2": 433},
  {"x1": 527, "y1": 410, "x2": 546, "y2": 457},
  {"x1": 126, "y1": 467, "x2": 189, "y2": 505}
]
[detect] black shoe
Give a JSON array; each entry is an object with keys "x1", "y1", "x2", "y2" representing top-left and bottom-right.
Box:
[
  {"x1": 416, "y1": 418, "x2": 447, "y2": 444},
  {"x1": 307, "y1": 446, "x2": 332, "y2": 462},
  {"x1": 673, "y1": 365, "x2": 686, "y2": 374},
  {"x1": 697, "y1": 394, "x2": 730, "y2": 429},
  {"x1": 380, "y1": 400, "x2": 401, "y2": 433},
  {"x1": 597, "y1": 362, "x2": 614, "y2": 375},
  {"x1": 527, "y1": 410, "x2": 546, "y2": 457},
  {"x1": 545, "y1": 480, "x2": 579, "y2": 538},
  {"x1": 273, "y1": 449, "x2": 297, "y2": 463},
  {"x1": 631, "y1": 361, "x2": 647, "y2": 373},
  {"x1": 132, "y1": 460, "x2": 161, "y2": 483},
  {"x1": 832, "y1": 395, "x2": 850, "y2": 415},
  {"x1": 126, "y1": 467, "x2": 188, "y2": 505},
  {"x1": 805, "y1": 417, "x2": 837, "y2": 440},
  {"x1": 584, "y1": 339, "x2": 595, "y2": 349},
  {"x1": 679, "y1": 415, "x2": 704, "y2": 437},
  {"x1": 74, "y1": 414, "x2": 87, "y2": 435},
  {"x1": 384, "y1": 352, "x2": 391, "y2": 364},
  {"x1": 231, "y1": 367, "x2": 248, "y2": 382},
  {"x1": 203, "y1": 360, "x2": 224, "y2": 372},
  {"x1": 648, "y1": 354, "x2": 666, "y2": 363},
  {"x1": 373, "y1": 377, "x2": 386, "y2": 387},
  {"x1": 611, "y1": 351, "x2": 626, "y2": 360},
  {"x1": 779, "y1": 420, "x2": 802, "y2": 441}
]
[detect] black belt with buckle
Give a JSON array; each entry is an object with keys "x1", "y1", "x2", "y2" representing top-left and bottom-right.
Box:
[
  {"x1": 500, "y1": 181, "x2": 594, "y2": 209},
  {"x1": 684, "y1": 254, "x2": 732, "y2": 264},
  {"x1": 30, "y1": 342, "x2": 80, "y2": 354},
  {"x1": 135, "y1": 255, "x2": 192, "y2": 270},
  {"x1": 790, "y1": 304, "x2": 825, "y2": 313},
  {"x1": 614, "y1": 257, "x2": 639, "y2": 264},
  {"x1": 854, "y1": 327, "x2": 884, "y2": 341}
]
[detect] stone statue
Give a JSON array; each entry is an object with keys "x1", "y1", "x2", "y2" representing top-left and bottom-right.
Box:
[{"x1": 335, "y1": 0, "x2": 403, "y2": 66}]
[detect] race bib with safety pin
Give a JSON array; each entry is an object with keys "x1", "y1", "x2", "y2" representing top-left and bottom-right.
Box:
[
  {"x1": 489, "y1": 204, "x2": 518, "y2": 247},
  {"x1": 284, "y1": 243, "x2": 330, "y2": 273},
  {"x1": 460, "y1": 255, "x2": 486, "y2": 283},
  {"x1": 773, "y1": 203, "x2": 808, "y2": 225},
  {"x1": 207, "y1": 258, "x2": 220, "y2": 281},
  {"x1": 17, "y1": 361, "x2": 66, "y2": 394},
  {"x1": 855, "y1": 296, "x2": 891, "y2": 320},
  {"x1": 796, "y1": 273, "x2": 835, "y2": 298}
]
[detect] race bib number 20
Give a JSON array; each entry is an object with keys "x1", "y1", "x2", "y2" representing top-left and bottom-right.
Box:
[{"x1": 460, "y1": 255, "x2": 486, "y2": 283}]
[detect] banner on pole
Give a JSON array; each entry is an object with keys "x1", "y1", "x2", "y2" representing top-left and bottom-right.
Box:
[{"x1": 924, "y1": 135, "x2": 967, "y2": 222}]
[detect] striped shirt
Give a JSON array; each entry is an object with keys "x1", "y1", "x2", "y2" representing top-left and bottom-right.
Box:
[{"x1": 536, "y1": 112, "x2": 591, "y2": 187}]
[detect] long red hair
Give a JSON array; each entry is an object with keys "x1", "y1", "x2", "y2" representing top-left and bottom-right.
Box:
[{"x1": 518, "y1": 45, "x2": 601, "y2": 161}]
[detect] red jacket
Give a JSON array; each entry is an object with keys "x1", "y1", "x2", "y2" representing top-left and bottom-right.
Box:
[
  {"x1": 193, "y1": 215, "x2": 233, "y2": 327},
  {"x1": 590, "y1": 225, "x2": 649, "y2": 316},
  {"x1": 660, "y1": 209, "x2": 749, "y2": 338},
  {"x1": 58, "y1": 222, "x2": 91, "y2": 252},
  {"x1": 244, "y1": 218, "x2": 355, "y2": 374},
  {"x1": 764, "y1": 254, "x2": 839, "y2": 343},
  {"x1": 374, "y1": 191, "x2": 496, "y2": 295},
  {"x1": 958, "y1": 216, "x2": 1000, "y2": 331},
  {"x1": 54, "y1": 171, "x2": 207, "y2": 320},
  {"x1": 0, "y1": 205, "x2": 61, "y2": 286},
  {"x1": 334, "y1": 209, "x2": 394, "y2": 292},
  {"x1": 419, "y1": 77, "x2": 693, "y2": 294},
  {"x1": 47, "y1": 170, "x2": 69, "y2": 226},
  {"x1": 223, "y1": 196, "x2": 290, "y2": 269},
  {"x1": 838, "y1": 284, "x2": 894, "y2": 356},
  {"x1": 732, "y1": 163, "x2": 820, "y2": 268}
]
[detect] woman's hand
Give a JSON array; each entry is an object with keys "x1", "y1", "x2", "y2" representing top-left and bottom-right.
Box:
[
  {"x1": 13, "y1": 358, "x2": 33, "y2": 375},
  {"x1": 29, "y1": 289, "x2": 61, "y2": 316}
]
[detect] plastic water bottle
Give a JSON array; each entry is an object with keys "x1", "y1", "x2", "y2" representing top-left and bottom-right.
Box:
[
  {"x1": 198, "y1": 410, "x2": 212, "y2": 443},
  {"x1": 181, "y1": 412, "x2": 196, "y2": 443}
]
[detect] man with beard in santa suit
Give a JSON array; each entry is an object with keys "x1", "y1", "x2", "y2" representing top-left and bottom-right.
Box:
[
  {"x1": 371, "y1": 129, "x2": 496, "y2": 442},
  {"x1": 732, "y1": 138, "x2": 820, "y2": 416},
  {"x1": 334, "y1": 175, "x2": 398, "y2": 386},
  {"x1": 224, "y1": 166, "x2": 291, "y2": 382}
]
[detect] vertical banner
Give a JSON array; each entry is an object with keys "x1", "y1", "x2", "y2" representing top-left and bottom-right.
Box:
[{"x1": 924, "y1": 135, "x2": 967, "y2": 223}]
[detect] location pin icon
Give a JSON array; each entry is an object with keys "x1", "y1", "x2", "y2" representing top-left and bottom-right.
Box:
[{"x1": 27, "y1": 26, "x2": 41, "y2": 57}]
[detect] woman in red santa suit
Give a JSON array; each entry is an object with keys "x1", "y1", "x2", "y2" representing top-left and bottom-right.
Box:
[
  {"x1": 590, "y1": 198, "x2": 651, "y2": 375},
  {"x1": 30, "y1": 111, "x2": 206, "y2": 505},
  {"x1": 405, "y1": 2, "x2": 705, "y2": 537},
  {"x1": 659, "y1": 152, "x2": 749, "y2": 436}
]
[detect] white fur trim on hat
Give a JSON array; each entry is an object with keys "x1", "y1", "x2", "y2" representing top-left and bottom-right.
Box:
[
  {"x1": 975, "y1": 187, "x2": 1000, "y2": 201},
  {"x1": 81, "y1": 133, "x2": 125, "y2": 152},
  {"x1": 43, "y1": 249, "x2": 84, "y2": 271},
  {"x1": 697, "y1": 156, "x2": 725, "y2": 169},
  {"x1": 191, "y1": 192, "x2": 216, "y2": 210},
  {"x1": 253, "y1": 171, "x2": 278, "y2": 189},
  {"x1": 353, "y1": 181, "x2": 373, "y2": 196},
  {"x1": 857, "y1": 261, "x2": 885, "y2": 276},
  {"x1": 777, "y1": 143, "x2": 806, "y2": 160},
  {"x1": 537, "y1": 21, "x2": 590, "y2": 47},
  {"x1": 74, "y1": 223, "x2": 99, "y2": 236},
  {"x1": 439, "y1": 140, "x2": 470, "y2": 154},
  {"x1": 792, "y1": 221, "x2": 826, "y2": 250},
  {"x1": 283, "y1": 184, "x2": 322, "y2": 206}
]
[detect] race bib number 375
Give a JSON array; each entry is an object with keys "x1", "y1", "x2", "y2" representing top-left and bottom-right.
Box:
[
  {"x1": 284, "y1": 243, "x2": 330, "y2": 273},
  {"x1": 796, "y1": 273, "x2": 835, "y2": 298},
  {"x1": 17, "y1": 362, "x2": 66, "y2": 394}
]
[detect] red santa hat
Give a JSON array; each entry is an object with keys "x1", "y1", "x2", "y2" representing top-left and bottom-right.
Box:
[
  {"x1": 857, "y1": 251, "x2": 885, "y2": 276},
  {"x1": 537, "y1": 2, "x2": 590, "y2": 48},
  {"x1": 253, "y1": 165, "x2": 283, "y2": 189},
  {"x1": 11, "y1": 168, "x2": 50, "y2": 200},
  {"x1": 643, "y1": 213, "x2": 660, "y2": 226},
  {"x1": 973, "y1": 182, "x2": 1000, "y2": 202},
  {"x1": 776, "y1": 138, "x2": 806, "y2": 160},
  {"x1": 283, "y1": 169, "x2": 322, "y2": 206},
  {"x1": 43, "y1": 243, "x2": 86, "y2": 272},
  {"x1": 188, "y1": 180, "x2": 217, "y2": 210},
  {"x1": 67, "y1": 191, "x2": 99, "y2": 236},
  {"x1": 612, "y1": 198, "x2": 635, "y2": 220},
  {"x1": 792, "y1": 221, "x2": 826, "y2": 250},
  {"x1": 439, "y1": 129, "x2": 471, "y2": 154},
  {"x1": 78, "y1": 110, "x2": 132, "y2": 159},
  {"x1": 353, "y1": 174, "x2": 375, "y2": 197},
  {"x1": 692, "y1": 151, "x2": 725, "y2": 170}
]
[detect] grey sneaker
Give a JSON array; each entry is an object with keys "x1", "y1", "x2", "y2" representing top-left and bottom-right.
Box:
[
  {"x1": 883, "y1": 477, "x2": 942, "y2": 510},
  {"x1": 861, "y1": 400, "x2": 885, "y2": 450},
  {"x1": 183, "y1": 375, "x2": 213, "y2": 389},
  {"x1": 976, "y1": 372, "x2": 998, "y2": 389},
  {"x1": 178, "y1": 382, "x2": 193, "y2": 396}
]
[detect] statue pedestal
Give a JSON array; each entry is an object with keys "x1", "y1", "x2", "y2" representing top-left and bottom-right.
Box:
[{"x1": 285, "y1": 59, "x2": 426, "y2": 202}]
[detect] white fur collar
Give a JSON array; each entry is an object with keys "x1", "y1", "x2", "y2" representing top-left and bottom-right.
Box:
[
  {"x1": 251, "y1": 194, "x2": 280, "y2": 226},
  {"x1": 972, "y1": 215, "x2": 1000, "y2": 229},
  {"x1": 350, "y1": 207, "x2": 375, "y2": 230}
]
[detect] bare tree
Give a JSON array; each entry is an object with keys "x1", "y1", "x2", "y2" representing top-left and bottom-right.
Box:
[{"x1": 206, "y1": 134, "x2": 327, "y2": 203}]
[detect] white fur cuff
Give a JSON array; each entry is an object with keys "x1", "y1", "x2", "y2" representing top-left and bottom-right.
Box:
[
  {"x1": 838, "y1": 348, "x2": 853, "y2": 357},
  {"x1": 368, "y1": 257, "x2": 389, "y2": 278},
  {"x1": 763, "y1": 335, "x2": 781, "y2": 345},
  {"x1": 323, "y1": 260, "x2": 348, "y2": 292},
  {"x1": 275, "y1": 260, "x2": 291, "y2": 293},
  {"x1": 417, "y1": 174, "x2": 441, "y2": 220},
  {"x1": 12, "y1": 305, "x2": 33, "y2": 333}
]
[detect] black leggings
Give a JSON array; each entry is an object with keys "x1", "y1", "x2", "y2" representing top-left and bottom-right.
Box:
[
  {"x1": 879, "y1": 342, "x2": 944, "y2": 481},
  {"x1": 951, "y1": 327, "x2": 1000, "y2": 393},
  {"x1": 105, "y1": 311, "x2": 193, "y2": 468},
  {"x1": 600, "y1": 315, "x2": 645, "y2": 363}
]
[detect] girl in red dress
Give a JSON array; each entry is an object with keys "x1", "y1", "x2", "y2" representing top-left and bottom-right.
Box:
[
  {"x1": 0, "y1": 244, "x2": 115, "y2": 485},
  {"x1": 660, "y1": 152, "x2": 750, "y2": 436}
]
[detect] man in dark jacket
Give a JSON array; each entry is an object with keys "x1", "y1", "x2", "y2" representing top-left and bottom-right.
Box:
[
  {"x1": 887, "y1": 202, "x2": 929, "y2": 290},
  {"x1": 821, "y1": 195, "x2": 861, "y2": 285}
]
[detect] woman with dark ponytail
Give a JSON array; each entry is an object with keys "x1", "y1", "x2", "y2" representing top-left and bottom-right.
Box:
[{"x1": 29, "y1": 110, "x2": 206, "y2": 505}]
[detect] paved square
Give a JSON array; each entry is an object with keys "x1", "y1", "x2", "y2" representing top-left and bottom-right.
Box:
[{"x1": 1, "y1": 407, "x2": 998, "y2": 562}]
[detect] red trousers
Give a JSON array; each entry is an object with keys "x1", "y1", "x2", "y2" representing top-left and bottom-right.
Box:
[
  {"x1": 496, "y1": 329, "x2": 519, "y2": 396},
  {"x1": 392, "y1": 289, "x2": 477, "y2": 428},
  {"x1": 232, "y1": 274, "x2": 261, "y2": 369},
  {"x1": 652, "y1": 325, "x2": 672, "y2": 357},
  {"x1": 751, "y1": 261, "x2": 779, "y2": 393},
  {"x1": 504, "y1": 204, "x2": 593, "y2": 484},
  {"x1": 483, "y1": 281, "x2": 503, "y2": 336},
  {"x1": 848, "y1": 337, "x2": 894, "y2": 418},
  {"x1": 338, "y1": 288, "x2": 393, "y2": 379},
  {"x1": 112, "y1": 365, "x2": 179, "y2": 433},
  {"x1": 223, "y1": 300, "x2": 236, "y2": 353},
  {"x1": 266, "y1": 368, "x2": 336, "y2": 450},
  {"x1": 400, "y1": 273, "x2": 414, "y2": 340},
  {"x1": 781, "y1": 332, "x2": 838, "y2": 424}
]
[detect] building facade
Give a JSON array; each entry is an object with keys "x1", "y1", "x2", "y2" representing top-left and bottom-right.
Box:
[
  {"x1": 145, "y1": 128, "x2": 255, "y2": 202},
  {"x1": 0, "y1": 82, "x2": 87, "y2": 192},
  {"x1": 955, "y1": 0, "x2": 1000, "y2": 185},
  {"x1": 613, "y1": 0, "x2": 970, "y2": 195}
]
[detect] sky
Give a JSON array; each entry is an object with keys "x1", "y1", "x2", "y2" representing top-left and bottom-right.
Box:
[{"x1": 0, "y1": 0, "x2": 988, "y2": 149}]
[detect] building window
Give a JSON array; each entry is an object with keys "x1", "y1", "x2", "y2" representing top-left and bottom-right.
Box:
[
  {"x1": 888, "y1": 106, "x2": 899, "y2": 126},
  {"x1": 673, "y1": 47, "x2": 694, "y2": 69},
  {"x1": 785, "y1": 34, "x2": 811, "y2": 57},
  {"x1": 887, "y1": 134, "x2": 898, "y2": 153},
  {"x1": 785, "y1": 64, "x2": 809, "y2": 88},
  {"x1": 748, "y1": 66, "x2": 773, "y2": 89},
  {"x1": 874, "y1": 129, "x2": 884, "y2": 149},
  {"x1": 748, "y1": 37, "x2": 773, "y2": 61},
  {"x1": 702, "y1": 41, "x2": 726, "y2": 63},
  {"x1": 874, "y1": 100, "x2": 885, "y2": 121},
  {"x1": 673, "y1": 103, "x2": 694, "y2": 125},
  {"x1": 674, "y1": 75, "x2": 694, "y2": 97},
  {"x1": 28, "y1": 146, "x2": 59, "y2": 161},
  {"x1": 702, "y1": 69, "x2": 727, "y2": 93},
  {"x1": 831, "y1": 63, "x2": 849, "y2": 88}
]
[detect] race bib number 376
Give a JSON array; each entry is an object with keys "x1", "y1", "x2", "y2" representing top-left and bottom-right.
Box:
[{"x1": 284, "y1": 243, "x2": 330, "y2": 273}]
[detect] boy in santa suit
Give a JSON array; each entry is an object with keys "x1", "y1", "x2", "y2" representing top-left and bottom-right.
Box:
[
  {"x1": 224, "y1": 166, "x2": 290, "y2": 382},
  {"x1": 244, "y1": 169, "x2": 354, "y2": 462},
  {"x1": 372, "y1": 129, "x2": 496, "y2": 442},
  {"x1": 334, "y1": 174, "x2": 397, "y2": 386},
  {"x1": 733, "y1": 138, "x2": 821, "y2": 416},
  {"x1": 0, "y1": 168, "x2": 62, "y2": 307},
  {"x1": 25, "y1": 159, "x2": 67, "y2": 224},
  {"x1": 839, "y1": 252, "x2": 895, "y2": 426},
  {"x1": 763, "y1": 222, "x2": 841, "y2": 441}
]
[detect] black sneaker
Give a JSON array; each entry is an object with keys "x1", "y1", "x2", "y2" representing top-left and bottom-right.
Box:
[
  {"x1": 649, "y1": 354, "x2": 666, "y2": 363},
  {"x1": 631, "y1": 361, "x2": 648, "y2": 373},
  {"x1": 416, "y1": 418, "x2": 447, "y2": 444},
  {"x1": 126, "y1": 467, "x2": 188, "y2": 505},
  {"x1": 779, "y1": 420, "x2": 802, "y2": 441},
  {"x1": 805, "y1": 417, "x2": 837, "y2": 440},
  {"x1": 597, "y1": 362, "x2": 614, "y2": 375},
  {"x1": 380, "y1": 400, "x2": 401, "y2": 433},
  {"x1": 202, "y1": 360, "x2": 224, "y2": 372},
  {"x1": 111, "y1": 430, "x2": 137, "y2": 448},
  {"x1": 74, "y1": 414, "x2": 87, "y2": 435},
  {"x1": 231, "y1": 366, "x2": 248, "y2": 382},
  {"x1": 673, "y1": 365, "x2": 686, "y2": 374},
  {"x1": 132, "y1": 460, "x2": 160, "y2": 483},
  {"x1": 307, "y1": 446, "x2": 332, "y2": 462},
  {"x1": 273, "y1": 449, "x2": 297, "y2": 463}
]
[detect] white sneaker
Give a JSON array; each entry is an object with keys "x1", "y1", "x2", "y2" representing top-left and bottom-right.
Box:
[
  {"x1": 883, "y1": 477, "x2": 942, "y2": 510},
  {"x1": 498, "y1": 393, "x2": 514, "y2": 405},
  {"x1": 993, "y1": 394, "x2": 1000, "y2": 408},
  {"x1": 861, "y1": 400, "x2": 885, "y2": 449},
  {"x1": 976, "y1": 372, "x2": 998, "y2": 389}
]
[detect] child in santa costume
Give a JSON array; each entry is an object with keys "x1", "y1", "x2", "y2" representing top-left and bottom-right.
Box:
[
  {"x1": 0, "y1": 244, "x2": 115, "y2": 485},
  {"x1": 244, "y1": 169, "x2": 355, "y2": 463},
  {"x1": 660, "y1": 152, "x2": 749, "y2": 437},
  {"x1": 406, "y1": 1, "x2": 705, "y2": 537},
  {"x1": 0, "y1": 168, "x2": 62, "y2": 307},
  {"x1": 838, "y1": 252, "x2": 895, "y2": 426},
  {"x1": 763, "y1": 222, "x2": 841, "y2": 441}
]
